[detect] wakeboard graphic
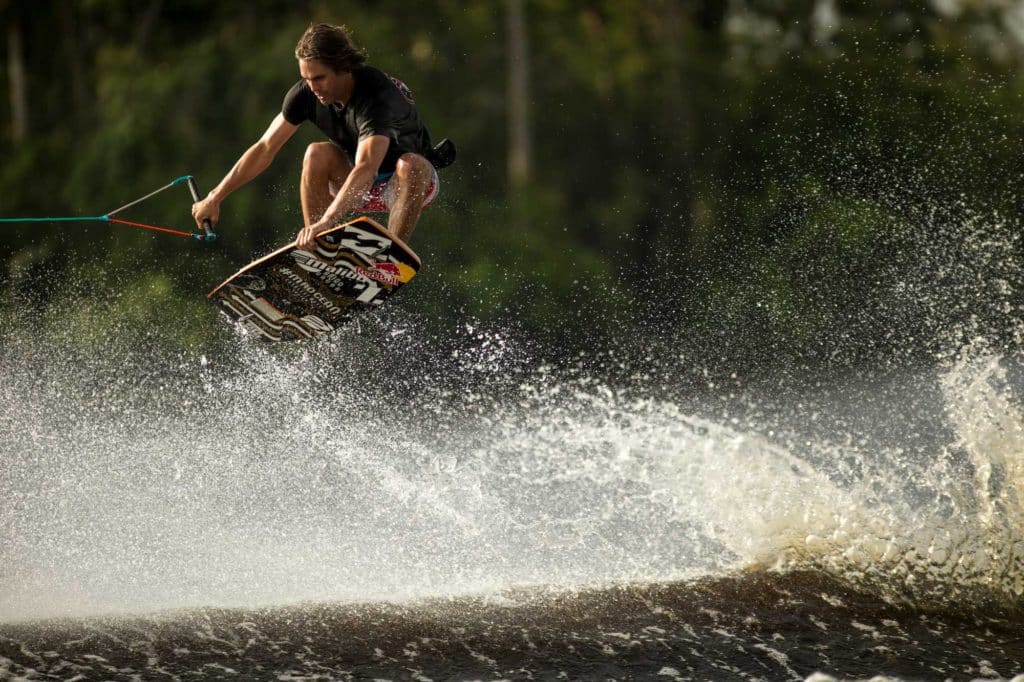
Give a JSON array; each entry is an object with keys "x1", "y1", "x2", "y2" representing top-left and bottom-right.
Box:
[{"x1": 208, "y1": 216, "x2": 420, "y2": 341}]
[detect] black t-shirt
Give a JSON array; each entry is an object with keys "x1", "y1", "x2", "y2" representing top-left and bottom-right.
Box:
[{"x1": 282, "y1": 65, "x2": 432, "y2": 175}]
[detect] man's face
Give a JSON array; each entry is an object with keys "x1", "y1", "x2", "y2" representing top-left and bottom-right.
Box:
[{"x1": 299, "y1": 59, "x2": 344, "y2": 104}]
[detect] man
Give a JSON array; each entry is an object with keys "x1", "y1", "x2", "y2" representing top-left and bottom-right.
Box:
[{"x1": 192, "y1": 23, "x2": 449, "y2": 248}]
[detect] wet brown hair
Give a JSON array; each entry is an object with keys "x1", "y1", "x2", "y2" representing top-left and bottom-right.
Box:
[{"x1": 295, "y1": 23, "x2": 367, "y2": 73}]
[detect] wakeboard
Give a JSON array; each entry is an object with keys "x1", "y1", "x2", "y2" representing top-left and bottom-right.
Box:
[{"x1": 208, "y1": 216, "x2": 420, "y2": 341}]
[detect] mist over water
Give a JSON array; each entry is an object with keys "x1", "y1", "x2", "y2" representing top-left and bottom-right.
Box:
[
  {"x1": 3, "y1": 325, "x2": 1024, "y2": 624},
  {"x1": 2, "y1": 205, "x2": 1024, "y2": 633}
]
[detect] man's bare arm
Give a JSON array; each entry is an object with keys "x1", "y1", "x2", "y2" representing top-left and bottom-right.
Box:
[
  {"x1": 192, "y1": 114, "x2": 298, "y2": 229},
  {"x1": 296, "y1": 134, "x2": 389, "y2": 248}
]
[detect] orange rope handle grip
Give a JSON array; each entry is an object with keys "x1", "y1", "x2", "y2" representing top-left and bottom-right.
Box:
[{"x1": 106, "y1": 217, "x2": 206, "y2": 240}]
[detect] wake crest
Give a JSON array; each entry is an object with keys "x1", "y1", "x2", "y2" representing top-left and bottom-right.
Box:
[{"x1": 712, "y1": 344, "x2": 1024, "y2": 613}]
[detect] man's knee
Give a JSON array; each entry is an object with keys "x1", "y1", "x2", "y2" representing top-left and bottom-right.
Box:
[
  {"x1": 395, "y1": 153, "x2": 432, "y2": 185},
  {"x1": 303, "y1": 142, "x2": 343, "y2": 175}
]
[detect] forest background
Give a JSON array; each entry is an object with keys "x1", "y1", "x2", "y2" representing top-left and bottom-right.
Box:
[{"x1": 2, "y1": 0, "x2": 1023, "y2": 377}]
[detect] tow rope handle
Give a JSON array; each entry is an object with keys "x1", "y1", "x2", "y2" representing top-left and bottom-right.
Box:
[{"x1": 179, "y1": 175, "x2": 218, "y2": 242}]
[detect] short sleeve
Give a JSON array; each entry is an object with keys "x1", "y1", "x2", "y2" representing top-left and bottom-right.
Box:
[{"x1": 282, "y1": 80, "x2": 314, "y2": 125}]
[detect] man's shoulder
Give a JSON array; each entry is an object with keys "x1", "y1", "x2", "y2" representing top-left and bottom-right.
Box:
[
  {"x1": 354, "y1": 64, "x2": 388, "y2": 83},
  {"x1": 282, "y1": 79, "x2": 316, "y2": 124},
  {"x1": 284, "y1": 79, "x2": 314, "y2": 104},
  {"x1": 353, "y1": 66, "x2": 412, "y2": 102}
]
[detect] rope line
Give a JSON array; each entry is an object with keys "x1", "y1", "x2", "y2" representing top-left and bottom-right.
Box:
[{"x1": 0, "y1": 175, "x2": 214, "y2": 241}]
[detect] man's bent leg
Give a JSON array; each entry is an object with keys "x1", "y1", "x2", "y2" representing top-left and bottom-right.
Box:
[
  {"x1": 301, "y1": 142, "x2": 352, "y2": 227},
  {"x1": 387, "y1": 153, "x2": 434, "y2": 243}
]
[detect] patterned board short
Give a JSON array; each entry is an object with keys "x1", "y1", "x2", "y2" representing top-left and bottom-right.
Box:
[{"x1": 331, "y1": 165, "x2": 440, "y2": 213}]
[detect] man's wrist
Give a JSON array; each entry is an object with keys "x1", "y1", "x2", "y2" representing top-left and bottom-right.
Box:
[{"x1": 318, "y1": 210, "x2": 343, "y2": 229}]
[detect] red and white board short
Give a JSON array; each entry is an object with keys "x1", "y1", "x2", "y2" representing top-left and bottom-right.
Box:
[{"x1": 331, "y1": 165, "x2": 440, "y2": 213}]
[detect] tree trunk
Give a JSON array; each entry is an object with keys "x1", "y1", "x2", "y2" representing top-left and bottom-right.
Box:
[
  {"x1": 133, "y1": 0, "x2": 165, "y2": 60},
  {"x1": 632, "y1": 1, "x2": 695, "y2": 292},
  {"x1": 7, "y1": 18, "x2": 28, "y2": 143},
  {"x1": 506, "y1": 0, "x2": 531, "y2": 193},
  {"x1": 57, "y1": 3, "x2": 90, "y2": 131}
]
